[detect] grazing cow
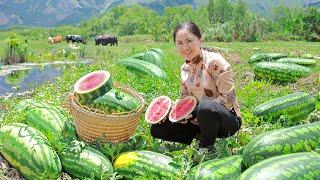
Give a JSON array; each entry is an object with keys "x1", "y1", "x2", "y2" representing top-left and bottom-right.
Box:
[
  {"x1": 65, "y1": 35, "x2": 86, "y2": 44},
  {"x1": 48, "y1": 35, "x2": 63, "y2": 44},
  {"x1": 95, "y1": 35, "x2": 118, "y2": 46},
  {"x1": 48, "y1": 36, "x2": 54, "y2": 44}
]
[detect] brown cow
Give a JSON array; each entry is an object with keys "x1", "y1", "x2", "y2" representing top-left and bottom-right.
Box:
[{"x1": 48, "y1": 35, "x2": 63, "y2": 44}]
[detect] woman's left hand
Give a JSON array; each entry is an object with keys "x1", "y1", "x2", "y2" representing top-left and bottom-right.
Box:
[{"x1": 176, "y1": 115, "x2": 198, "y2": 125}]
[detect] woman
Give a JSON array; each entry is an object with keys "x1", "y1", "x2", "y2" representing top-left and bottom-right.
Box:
[{"x1": 150, "y1": 22, "x2": 242, "y2": 155}]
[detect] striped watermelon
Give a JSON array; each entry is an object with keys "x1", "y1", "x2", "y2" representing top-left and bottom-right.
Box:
[
  {"x1": 18, "y1": 101, "x2": 76, "y2": 152},
  {"x1": 276, "y1": 58, "x2": 317, "y2": 66},
  {"x1": 0, "y1": 123, "x2": 62, "y2": 180},
  {"x1": 316, "y1": 92, "x2": 320, "y2": 110},
  {"x1": 150, "y1": 48, "x2": 165, "y2": 60},
  {"x1": 253, "y1": 92, "x2": 315, "y2": 124},
  {"x1": 248, "y1": 53, "x2": 287, "y2": 65},
  {"x1": 253, "y1": 62, "x2": 311, "y2": 82},
  {"x1": 74, "y1": 70, "x2": 112, "y2": 105},
  {"x1": 16, "y1": 99, "x2": 61, "y2": 112},
  {"x1": 145, "y1": 96, "x2": 172, "y2": 124},
  {"x1": 143, "y1": 51, "x2": 163, "y2": 68},
  {"x1": 59, "y1": 140, "x2": 113, "y2": 179},
  {"x1": 92, "y1": 89, "x2": 139, "y2": 113},
  {"x1": 113, "y1": 150, "x2": 178, "y2": 179},
  {"x1": 242, "y1": 121, "x2": 320, "y2": 167},
  {"x1": 117, "y1": 58, "x2": 167, "y2": 80},
  {"x1": 187, "y1": 155, "x2": 243, "y2": 180},
  {"x1": 240, "y1": 152, "x2": 320, "y2": 180},
  {"x1": 130, "y1": 52, "x2": 145, "y2": 60}
]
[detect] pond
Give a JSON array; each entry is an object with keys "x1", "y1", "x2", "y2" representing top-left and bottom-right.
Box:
[{"x1": 0, "y1": 60, "x2": 92, "y2": 98}]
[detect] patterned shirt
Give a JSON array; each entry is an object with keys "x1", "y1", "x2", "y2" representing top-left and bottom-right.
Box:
[{"x1": 180, "y1": 49, "x2": 241, "y2": 117}]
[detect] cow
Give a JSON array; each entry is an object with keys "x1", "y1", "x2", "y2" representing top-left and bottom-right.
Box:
[
  {"x1": 95, "y1": 35, "x2": 118, "y2": 46},
  {"x1": 48, "y1": 35, "x2": 63, "y2": 44},
  {"x1": 65, "y1": 35, "x2": 86, "y2": 44},
  {"x1": 48, "y1": 36, "x2": 53, "y2": 44}
]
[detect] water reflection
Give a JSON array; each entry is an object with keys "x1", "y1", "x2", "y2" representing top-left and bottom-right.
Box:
[{"x1": 0, "y1": 60, "x2": 92, "y2": 97}]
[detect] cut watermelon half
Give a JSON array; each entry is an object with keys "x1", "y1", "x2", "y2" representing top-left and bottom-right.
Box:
[
  {"x1": 145, "y1": 96, "x2": 172, "y2": 124},
  {"x1": 169, "y1": 96, "x2": 197, "y2": 122},
  {"x1": 74, "y1": 70, "x2": 112, "y2": 105}
]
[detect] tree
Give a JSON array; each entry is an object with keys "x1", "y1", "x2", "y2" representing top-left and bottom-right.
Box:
[{"x1": 207, "y1": 0, "x2": 233, "y2": 24}]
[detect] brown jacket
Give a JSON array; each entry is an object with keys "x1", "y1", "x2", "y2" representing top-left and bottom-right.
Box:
[{"x1": 180, "y1": 49, "x2": 241, "y2": 117}]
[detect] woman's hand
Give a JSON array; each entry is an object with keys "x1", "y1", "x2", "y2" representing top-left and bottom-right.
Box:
[{"x1": 177, "y1": 113, "x2": 196, "y2": 124}]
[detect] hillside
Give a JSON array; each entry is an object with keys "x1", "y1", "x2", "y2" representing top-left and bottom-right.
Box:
[{"x1": 0, "y1": 0, "x2": 318, "y2": 29}]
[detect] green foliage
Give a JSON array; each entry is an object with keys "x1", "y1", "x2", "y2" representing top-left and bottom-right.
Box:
[
  {"x1": 208, "y1": 0, "x2": 233, "y2": 24},
  {"x1": 272, "y1": 6, "x2": 320, "y2": 41},
  {"x1": 3, "y1": 33, "x2": 29, "y2": 64},
  {"x1": 1, "y1": 3, "x2": 318, "y2": 43}
]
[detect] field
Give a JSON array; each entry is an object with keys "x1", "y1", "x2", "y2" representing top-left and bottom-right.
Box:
[{"x1": 0, "y1": 36, "x2": 319, "y2": 179}]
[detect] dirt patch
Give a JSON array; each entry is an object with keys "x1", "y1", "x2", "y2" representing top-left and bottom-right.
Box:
[
  {"x1": 223, "y1": 52, "x2": 243, "y2": 65},
  {"x1": 291, "y1": 73, "x2": 320, "y2": 95},
  {"x1": 202, "y1": 46, "x2": 243, "y2": 65},
  {"x1": 0, "y1": 155, "x2": 24, "y2": 180}
]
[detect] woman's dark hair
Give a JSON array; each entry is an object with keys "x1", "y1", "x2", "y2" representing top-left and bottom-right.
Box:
[{"x1": 173, "y1": 22, "x2": 201, "y2": 42}]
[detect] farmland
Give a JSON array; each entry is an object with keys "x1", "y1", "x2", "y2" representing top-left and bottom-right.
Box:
[{"x1": 0, "y1": 35, "x2": 319, "y2": 179}]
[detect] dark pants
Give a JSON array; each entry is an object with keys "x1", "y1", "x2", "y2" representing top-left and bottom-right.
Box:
[{"x1": 150, "y1": 100, "x2": 242, "y2": 148}]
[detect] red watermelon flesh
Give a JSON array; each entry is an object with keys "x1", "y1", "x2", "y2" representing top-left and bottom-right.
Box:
[
  {"x1": 145, "y1": 96, "x2": 171, "y2": 124},
  {"x1": 169, "y1": 96, "x2": 197, "y2": 122},
  {"x1": 76, "y1": 71, "x2": 108, "y2": 92},
  {"x1": 74, "y1": 70, "x2": 112, "y2": 105}
]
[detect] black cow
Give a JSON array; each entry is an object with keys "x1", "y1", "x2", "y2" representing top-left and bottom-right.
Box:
[
  {"x1": 95, "y1": 35, "x2": 118, "y2": 46},
  {"x1": 65, "y1": 35, "x2": 86, "y2": 44}
]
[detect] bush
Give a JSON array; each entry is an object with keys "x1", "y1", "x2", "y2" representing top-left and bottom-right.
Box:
[
  {"x1": 203, "y1": 23, "x2": 233, "y2": 42},
  {"x1": 3, "y1": 33, "x2": 29, "y2": 65}
]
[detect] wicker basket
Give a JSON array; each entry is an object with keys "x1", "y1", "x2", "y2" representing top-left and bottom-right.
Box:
[{"x1": 68, "y1": 83, "x2": 145, "y2": 143}]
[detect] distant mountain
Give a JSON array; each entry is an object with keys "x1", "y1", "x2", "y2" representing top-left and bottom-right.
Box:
[{"x1": 0, "y1": 0, "x2": 318, "y2": 29}]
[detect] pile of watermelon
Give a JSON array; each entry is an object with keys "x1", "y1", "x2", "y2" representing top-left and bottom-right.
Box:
[
  {"x1": 145, "y1": 95, "x2": 197, "y2": 124},
  {"x1": 74, "y1": 70, "x2": 140, "y2": 114},
  {"x1": 117, "y1": 48, "x2": 167, "y2": 80},
  {"x1": 1, "y1": 96, "x2": 319, "y2": 180},
  {"x1": 0, "y1": 100, "x2": 114, "y2": 179},
  {"x1": 1, "y1": 51, "x2": 318, "y2": 179},
  {"x1": 249, "y1": 52, "x2": 317, "y2": 83}
]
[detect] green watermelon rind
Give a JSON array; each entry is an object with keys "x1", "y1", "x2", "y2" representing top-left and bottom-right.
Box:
[
  {"x1": 276, "y1": 58, "x2": 317, "y2": 66},
  {"x1": 22, "y1": 104, "x2": 76, "y2": 152},
  {"x1": 150, "y1": 48, "x2": 165, "y2": 60},
  {"x1": 240, "y1": 152, "x2": 320, "y2": 180},
  {"x1": 143, "y1": 51, "x2": 163, "y2": 68},
  {"x1": 253, "y1": 62, "x2": 311, "y2": 82},
  {"x1": 59, "y1": 142, "x2": 113, "y2": 179},
  {"x1": 130, "y1": 52, "x2": 145, "y2": 60},
  {"x1": 113, "y1": 150, "x2": 178, "y2": 179},
  {"x1": 242, "y1": 121, "x2": 320, "y2": 168},
  {"x1": 92, "y1": 89, "x2": 139, "y2": 114},
  {"x1": 252, "y1": 92, "x2": 315, "y2": 124},
  {"x1": 0, "y1": 123, "x2": 62, "y2": 180},
  {"x1": 187, "y1": 155, "x2": 243, "y2": 180},
  {"x1": 74, "y1": 70, "x2": 112, "y2": 105},
  {"x1": 117, "y1": 58, "x2": 167, "y2": 80}
]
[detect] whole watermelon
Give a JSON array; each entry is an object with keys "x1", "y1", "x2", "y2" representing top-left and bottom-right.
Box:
[{"x1": 0, "y1": 123, "x2": 62, "y2": 180}]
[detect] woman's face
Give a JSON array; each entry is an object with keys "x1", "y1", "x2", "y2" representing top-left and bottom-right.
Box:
[{"x1": 175, "y1": 29, "x2": 202, "y2": 61}]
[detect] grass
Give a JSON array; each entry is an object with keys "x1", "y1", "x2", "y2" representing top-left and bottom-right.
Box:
[{"x1": 0, "y1": 36, "x2": 319, "y2": 179}]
